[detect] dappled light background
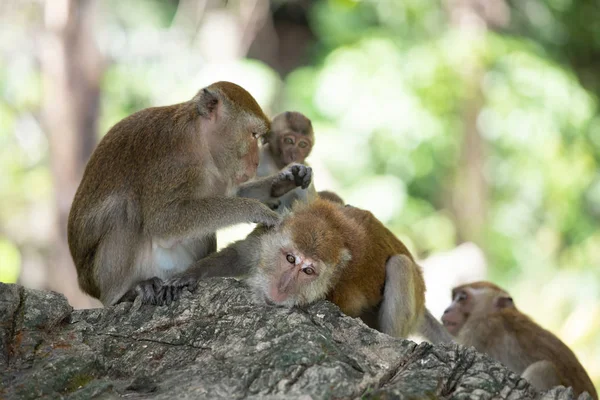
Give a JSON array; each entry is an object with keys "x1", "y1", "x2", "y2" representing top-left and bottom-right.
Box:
[{"x1": 1, "y1": 0, "x2": 599, "y2": 389}]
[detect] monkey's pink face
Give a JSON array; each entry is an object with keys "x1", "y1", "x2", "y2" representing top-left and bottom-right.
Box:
[
  {"x1": 442, "y1": 287, "x2": 514, "y2": 336},
  {"x1": 278, "y1": 133, "x2": 312, "y2": 165},
  {"x1": 266, "y1": 249, "x2": 321, "y2": 305},
  {"x1": 441, "y1": 289, "x2": 472, "y2": 336}
]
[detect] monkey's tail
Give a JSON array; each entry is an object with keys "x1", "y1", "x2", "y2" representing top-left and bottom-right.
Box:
[{"x1": 419, "y1": 309, "x2": 455, "y2": 345}]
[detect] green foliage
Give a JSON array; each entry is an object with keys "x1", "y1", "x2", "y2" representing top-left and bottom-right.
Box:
[{"x1": 0, "y1": 238, "x2": 20, "y2": 283}]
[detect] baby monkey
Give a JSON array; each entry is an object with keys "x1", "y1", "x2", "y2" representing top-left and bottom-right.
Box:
[
  {"x1": 255, "y1": 111, "x2": 318, "y2": 211},
  {"x1": 442, "y1": 281, "x2": 597, "y2": 398},
  {"x1": 155, "y1": 198, "x2": 452, "y2": 344}
]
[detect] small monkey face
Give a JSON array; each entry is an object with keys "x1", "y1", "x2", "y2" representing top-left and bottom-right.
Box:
[
  {"x1": 442, "y1": 286, "x2": 515, "y2": 336},
  {"x1": 278, "y1": 133, "x2": 312, "y2": 165},
  {"x1": 442, "y1": 289, "x2": 472, "y2": 335}
]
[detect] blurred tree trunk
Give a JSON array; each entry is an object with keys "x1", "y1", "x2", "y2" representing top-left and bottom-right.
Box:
[
  {"x1": 247, "y1": 0, "x2": 315, "y2": 77},
  {"x1": 41, "y1": 0, "x2": 103, "y2": 308},
  {"x1": 445, "y1": 0, "x2": 509, "y2": 244}
]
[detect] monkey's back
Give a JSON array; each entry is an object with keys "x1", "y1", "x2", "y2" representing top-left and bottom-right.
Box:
[
  {"x1": 328, "y1": 204, "x2": 424, "y2": 317},
  {"x1": 503, "y1": 310, "x2": 598, "y2": 399}
]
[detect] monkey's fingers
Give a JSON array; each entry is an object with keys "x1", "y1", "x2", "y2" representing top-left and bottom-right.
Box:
[
  {"x1": 300, "y1": 167, "x2": 312, "y2": 189},
  {"x1": 157, "y1": 275, "x2": 200, "y2": 305},
  {"x1": 253, "y1": 210, "x2": 281, "y2": 227},
  {"x1": 289, "y1": 164, "x2": 312, "y2": 189},
  {"x1": 160, "y1": 285, "x2": 177, "y2": 306},
  {"x1": 135, "y1": 277, "x2": 165, "y2": 305}
]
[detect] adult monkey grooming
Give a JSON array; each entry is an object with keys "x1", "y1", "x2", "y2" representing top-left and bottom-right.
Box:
[
  {"x1": 251, "y1": 111, "x2": 318, "y2": 211},
  {"x1": 442, "y1": 281, "x2": 597, "y2": 398},
  {"x1": 68, "y1": 81, "x2": 311, "y2": 306},
  {"x1": 155, "y1": 198, "x2": 453, "y2": 344}
]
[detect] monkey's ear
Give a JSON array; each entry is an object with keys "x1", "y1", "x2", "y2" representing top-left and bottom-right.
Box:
[
  {"x1": 495, "y1": 296, "x2": 514, "y2": 309},
  {"x1": 197, "y1": 88, "x2": 219, "y2": 118}
]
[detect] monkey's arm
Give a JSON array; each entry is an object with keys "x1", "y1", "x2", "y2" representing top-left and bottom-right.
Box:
[
  {"x1": 237, "y1": 163, "x2": 312, "y2": 201},
  {"x1": 419, "y1": 309, "x2": 454, "y2": 344},
  {"x1": 144, "y1": 196, "x2": 279, "y2": 238}
]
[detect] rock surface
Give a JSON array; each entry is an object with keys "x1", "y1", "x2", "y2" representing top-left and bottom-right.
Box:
[{"x1": 0, "y1": 280, "x2": 593, "y2": 400}]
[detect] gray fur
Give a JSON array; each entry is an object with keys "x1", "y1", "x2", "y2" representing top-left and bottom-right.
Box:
[{"x1": 522, "y1": 360, "x2": 562, "y2": 392}]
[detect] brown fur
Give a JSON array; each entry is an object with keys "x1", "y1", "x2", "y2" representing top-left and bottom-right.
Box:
[
  {"x1": 318, "y1": 190, "x2": 344, "y2": 204},
  {"x1": 256, "y1": 198, "x2": 428, "y2": 335},
  {"x1": 210, "y1": 81, "x2": 268, "y2": 123},
  {"x1": 282, "y1": 111, "x2": 313, "y2": 136},
  {"x1": 285, "y1": 200, "x2": 419, "y2": 317},
  {"x1": 443, "y1": 281, "x2": 597, "y2": 399},
  {"x1": 68, "y1": 81, "x2": 280, "y2": 306}
]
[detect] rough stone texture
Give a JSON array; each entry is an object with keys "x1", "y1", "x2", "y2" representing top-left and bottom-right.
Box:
[{"x1": 0, "y1": 280, "x2": 593, "y2": 400}]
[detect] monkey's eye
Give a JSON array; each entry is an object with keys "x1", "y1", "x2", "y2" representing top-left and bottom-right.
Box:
[
  {"x1": 298, "y1": 141, "x2": 308, "y2": 148},
  {"x1": 456, "y1": 292, "x2": 467, "y2": 302},
  {"x1": 302, "y1": 267, "x2": 315, "y2": 275},
  {"x1": 252, "y1": 132, "x2": 260, "y2": 139},
  {"x1": 286, "y1": 254, "x2": 295, "y2": 264},
  {"x1": 284, "y1": 137, "x2": 294, "y2": 144}
]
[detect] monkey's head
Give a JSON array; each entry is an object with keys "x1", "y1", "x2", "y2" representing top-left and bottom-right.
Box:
[
  {"x1": 249, "y1": 199, "x2": 351, "y2": 307},
  {"x1": 197, "y1": 81, "x2": 270, "y2": 185},
  {"x1": 441, "y1": 281, "x2": 515, "y2": 336},
  {"x1": 267, "y1": 111, "x2": 314, "y2": 168}
]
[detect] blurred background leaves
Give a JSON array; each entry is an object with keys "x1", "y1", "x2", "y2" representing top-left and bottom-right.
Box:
[{"x1": 0, "y1": 0, "x2": 599, "y2": 388}]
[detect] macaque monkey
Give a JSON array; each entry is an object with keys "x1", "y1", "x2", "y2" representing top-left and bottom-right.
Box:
[
  {"x1": 317, "y1": 190, "x2": 344, "y2": 205},
  {"x1": 255, "y1": 111, "x2": 318, "y2": 211},
  {"x1": 68, "y1": 81, "x2": 312, "y2": 306},
  {"x1": 154, "y1": 199, "x2": 453, "y2": 344},
  {"x1": 442, "y1": 282, "x2": 597, "y2": 398}
]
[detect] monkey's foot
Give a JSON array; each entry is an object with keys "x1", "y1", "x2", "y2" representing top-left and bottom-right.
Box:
[
  {"x1": 133, "y1": 277, "x2": 165, "y2": 305},
  {"x1": 155, "y1": 275, "x2": 199, "y2": 306}
]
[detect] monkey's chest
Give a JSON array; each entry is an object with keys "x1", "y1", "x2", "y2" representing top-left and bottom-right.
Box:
[{"x1": 150, "y1": 237, "x2": 210, "y2": 277}]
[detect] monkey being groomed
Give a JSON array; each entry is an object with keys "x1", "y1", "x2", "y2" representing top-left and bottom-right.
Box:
[
  {"x1": 151, "y1": 197, "x2": 453, "y2": 344},
  {"x1": 442, "y1": 281, "x2": 597, "y2": 399},
  {"x1": 68, "y1": 81, "x2": 312, "y2": 306}
]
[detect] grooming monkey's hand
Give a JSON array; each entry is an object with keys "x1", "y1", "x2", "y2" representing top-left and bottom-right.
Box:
[
  {"x1": 282, "y1": 163, "x2": 312, "y2": 189},
  {"x1": 252, "y1": 208, "x2": 281, "y2": 227}
]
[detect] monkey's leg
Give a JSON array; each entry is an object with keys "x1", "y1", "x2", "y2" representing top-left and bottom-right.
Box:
[
  {"x1": 238, "y1": 163, "x2": 312, "y2": 201},
  {"x1": 522, "y1": 360, "x2": 562, "y2": 392},
  {"x1": 379, "y1": 255, "x2": 453, "y2": 343},
  {"x1": 379, "y1": 255, "x2": 421, "y2": 338}
]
